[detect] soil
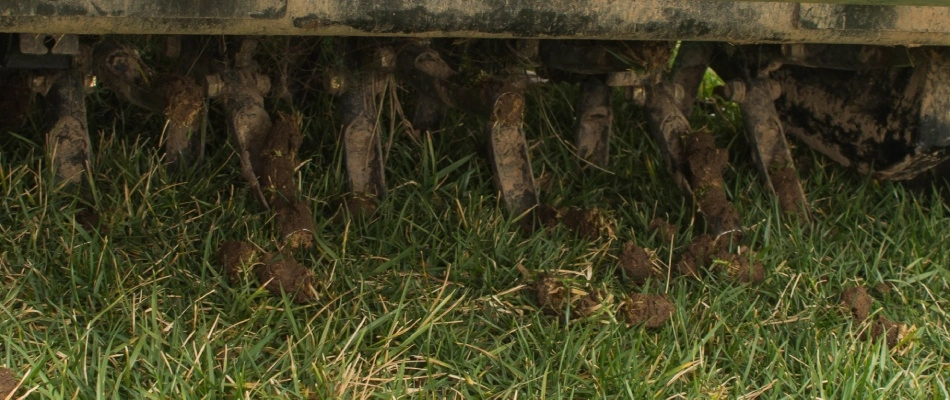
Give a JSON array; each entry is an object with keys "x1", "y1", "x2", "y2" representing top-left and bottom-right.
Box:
[
  {"x1": 153, "y1": 74, "x2": 205, "y2": 168},
  {"x1": 276, "y1": 201, "x2": 315, "y2": 250},
  {"x1": 0, "y1": 367, "x2": 16, "y2": 399},
  {"x1": 560, "y1": 206, "x2": 613, "y2": 240},
  {"x1": 716, "y1": 251, "x2": 766, "y2": 284},
  {"x1": 769, "y1": 166, "x2": 806, "y2": 217},
  {"x1": 873, "y1": 282, "x2": 892, "y2": 295},
  {"x1": 840, "y1": 286, "x2": 873, "y2": 322},
  {"x1": 683, "y1": 130, "x2": 741, "y2": 236},
  {"x1": 154, "y1": 74, "x2": 204, "y2": 129},
  {"x1": 870, "y1": 316, "x2": 903, "y2": 348},
  {"x1": 675, "y1": 234, "x2": 722, "y2": 278},
  {"x1": 257, "y1": 255, "x2": 316, "y2": 304},
  {"x1": 75, "y1": 206, "x2": 102, "y2": 233},
  {"x1": 621, "y1": 293, "x2": 674, "y2": 328},
  {"x1": 839, "y1": 286, "x2": 907, "y2": 347},
  {"x1": 342, "y1": 193, "x2": 379, "y2": 218},
  {"x1": 259, "y1": 112, "x2": 304, "y2": 206},
  {"x1": 619, "y1": 242, "x2": 660, "y2": 284},
  {"x1": 216, "y1": 241, "x2": 259, "y2": 283},
  {"x1": 573, "y1": 288, "x2": 609, "y2": 318},
  {"x1": 535, "y1": 273, "x2": 567, "y2": 315},
  {"x1": 649, "y1": 217, "x2": 676, "y2": 244}
]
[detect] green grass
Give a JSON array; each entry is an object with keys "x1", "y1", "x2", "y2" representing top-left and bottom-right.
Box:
[{"x1": 2, "y1": 69, "x2": 950, "y2": 399}]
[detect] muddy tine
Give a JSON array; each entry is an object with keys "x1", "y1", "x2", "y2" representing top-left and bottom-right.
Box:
[
  {"x1": 45, "y1": 69, "x2": 91, "y2": 187},
  {"x1": 642, "y1": 81, "x2": 692, "y2": 195},
  {"x1": 574, "y1": 77, "x2": 612, "y2": 167},
  {"x1": 340, "y1": 57, "x2": 389, "y2": 199},
  {"x1": 207, "y1": 38, "x2": 272, "y2": 207},
  {"x1": 93, "y1": 38, "x2": 206, "y2": 172},
  {"x1": 732, "y1": 78, "x2": 809, "y2": 218},
  {"x1": 643, "y1": 80, "x2": 742, "y2": 237},
  {"x1": 488, "y1": 76, "x2": 538, "y2": 215}
]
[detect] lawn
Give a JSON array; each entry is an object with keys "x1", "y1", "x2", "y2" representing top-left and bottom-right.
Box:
[{"x1": 1, "y1": 52, "x2": 949, "y2": 398}]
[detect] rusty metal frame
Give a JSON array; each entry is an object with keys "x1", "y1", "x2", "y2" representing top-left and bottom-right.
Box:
[{"x1": 1, "y1": 1, "x2": 949, "y2": 45}]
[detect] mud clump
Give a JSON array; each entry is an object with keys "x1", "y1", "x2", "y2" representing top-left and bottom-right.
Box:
[
  {"x1": 519, "y1": 203, "x2": 560, "y2": 233},
  {"x1": 257, "y1": 255, "x2": 316, "y2": 304},
  {"x1": 649, "y1": 217, "x2": 676, "y2": 244},
  {"x1": 839, "y1": 286, "x2": 907, "y2": 347},
  {"x1": 769, "y1": 166, "x2": 806, "y2": 217},
  {"x1": 716, "y1": 249, "x2": 766, "y2": 284},
  {"x1": 535, "y1": 273, "x2": 568, "y2": 315},
  {"x1": 534, "y1": 273, "x2": 612, "y2": 318},
  {"x1": 573, "y1": 288, "x2": 610, "y2": 318},
  {"x1": 683, "y1": 130, "x2": 741, "y2": 235},
  {"x1": 153, "y1": 74, "x2": 205, "y2": 167},
  {"x1": 276, "y1": 201, "x2": 315, "y2": 250},
  {"x1": 674, "y1": 234, "x2": 721, "y2": 277},
  {"x1": 870, "y1": 316, "x2": 903, "y2": 348},
  {"x1": 840, "y1": 286, "x2": 873, "y2": 321},
  {"x1": 0, "y1": 367, "x2": 16, "y2": 399},
  {"x1": 559, "y1": 206, "x2": 613, "y2": 239},
  {"x1": 619, "y1": 242, "x2": 660, "y2": 284},
  {"x1": 154, "y1": 74, "x2": 204, "y2": 128},
  {"x1": 259, "y1": 112, "x2": 303, "y2": 205},
  {"x1": 621, "y1": 293, "x2": 674, "y2": 328},
  {"x1": 257, "y1": 112, "x2": 315, "y2": 249},
  {"x1": 216, "y1": 241, "x2": 259, "y2": 283}
]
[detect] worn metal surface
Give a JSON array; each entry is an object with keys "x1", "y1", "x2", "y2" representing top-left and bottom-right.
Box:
[
  {"x1": 45, "y1": 69, "x2": 90, "y2": 185},
  {"x1": 773, "y1": 48, "x2": 950, "y2": 180},
  {"x1": 737, "y1": 78, "x2": 809, "y2": 217},
  {"x1": 488, "y1": 78, "x2": 537, "y2": 214},
  {"x1": 1, "y1": 1, "x2": 949, "y2": 45},
  {"x1": 573, "y1": 77, "x2": 612, "y2": 167}
]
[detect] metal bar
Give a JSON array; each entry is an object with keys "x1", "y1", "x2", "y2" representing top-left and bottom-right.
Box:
[{"x1": 1, "y1": 1, "x2": 949, "y2": 45}]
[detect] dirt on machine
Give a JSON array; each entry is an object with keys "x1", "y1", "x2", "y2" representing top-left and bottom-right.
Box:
[{"x1": 0, "y1": 0, "x2": 947, "y2": 317}]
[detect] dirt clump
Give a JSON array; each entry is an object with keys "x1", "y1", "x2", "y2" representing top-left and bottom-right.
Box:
[
  {"x1": 839, "y1": 286, "x2": 908, "y2": 347},
  {"x1": 619, "y1": 242, "x2": 661, "y2": 284},
  {"x1": 216, "y1": 241, "x2": 259, "y2": 283},
  {"x1": 873, "y1": 282, "x2": 892, "y2": 296},
  {"x1": 256, "y1": 112, "x2": 315, "y2": 249},
  {"x1": 840, "y1": 286, "x2": 873, "y2": 321},
  {"x1": 559, "y1": 206, "x2": 613, "y2": 239},
  {"x1": 535, "y1": 273, "x2": 568, "y2": 315},
  {"x1": 534, "y1": 273, "x2": 612, "y2": 318},
  {"x1": 276, "y1": 201, "x2": 315, "y2": 250},
  {"x1": 869, "y1": 316, "x2": 904, "y2": 348},
  {"x1": 769, "y1": 166, "x2": 806, "y2": 217},
  {"x1": 715, "y1": 249, "x2": 766, "y2": 284},
  {"x1": 621, "y1": 293, "x2": 674, "y2": 328},
  {"x1": 153, "y1": 74, "x2": 205, "y2": 168},
  {"x1": 257, "y1": 255, "x2": 316, "y2": 303},
  {"x1": 519, "y1": 203, "x2": 560, "y2": 233},
  {"x1": 259, "y1": 112, "x2": 303, "y2": 205},
  {"x1": 154, "y1": 74, "x2": 204, "y2": 128},
  {"x1": 674, "y1": 234, "x2": 721, "y2": 277},
  {"x1": 573, "y1": 288, "x2": 611, "y2": 318},
  {"x1": 683, "y1": 130, "x2": 741, "y2": 236},
  {"x1": 0, "y1": 367, "x2": 17, "y2": 399},
  {"x1": 649, "y1": 217, "x2": 676, "y2": 244}
]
